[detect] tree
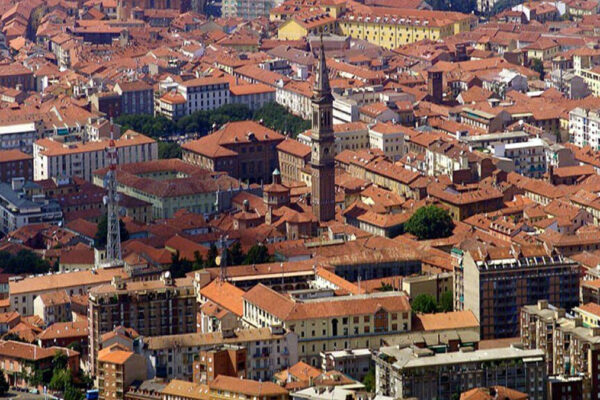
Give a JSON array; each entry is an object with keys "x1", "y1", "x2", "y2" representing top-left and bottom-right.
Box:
[
  {"x1": 49, "y1": 368, "x2": 71, "y2": 391},
  {"x1": 64, "y1": 385, "x2": 83, "y2": 400},
  {"x1": 158, "y1": 142, "x2": 182, "y2": 159},
  {"x1": 362, "y1": 367, "x2": 375, "y2": 392},
  {"x1": 169, "y1": 251, "x2": 193, "y2": 278},
  {"x1": 378, "y1": 282, "x2": 394, "y2": 292},
  {"x1": 243, "y1": 244, "x2": 271, "y2": 265},
  {"x1": 52, "y1": 352, "x2": 69, "y2": 370},
  {"x1": 531, "y1": 58, "x2": 545, "y2": 80},
  {"x1": 228, "y1": 242, "x2": 244, "y2": 266},
  {"x1": 405, "y1": 205, "x2": 454, "y2": 240},
  {"x1": 192, "y1": 251, "x2": 204, "y2": 271},
  {"x1": 0, "y1": 372, "x2": 8, "y2": 396},
  {"x1": 0, "y1": 250, "x2": 52, "y2": 275},
  {"x1": 412, "y1": 294, "x2": 438, "y2": 314},
  {"x1": 438, "y1": 290, "x2": 454, "y2": 312},
  {"x1": 205, "y1": 243, "x2": 218, "y2": 268},
  {"x1": 94, "y1": 214, "x2": 130, "y2": 249},
  {"x1": 253, "y1": 102, "x2": 311, "y2": 137}
]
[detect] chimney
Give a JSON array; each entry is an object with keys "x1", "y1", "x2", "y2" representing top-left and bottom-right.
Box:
[{"x1": 537, "y1": 300, "x2": 548, "y2": 310}]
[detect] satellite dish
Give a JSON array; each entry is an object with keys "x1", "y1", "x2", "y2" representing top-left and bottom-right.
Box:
[{"x1": 215, "y1": 256, "x2": 221, "y2": 266}]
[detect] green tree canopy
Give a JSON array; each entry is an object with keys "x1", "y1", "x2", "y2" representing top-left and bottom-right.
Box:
[
  {"x1": 253, "y1": 102, "x2": 311, "y2": 137},
  {"x1": 94, "y1": 214, "x2": 130, "y2": 249},
  {"x1": 158, "y1": 142, "x2": 182, "y2": 159},
  {"x1": 0, "y1": 371, "x2": 8, "y2": 396},
  {"x1": 362, "y1": 367, "x2": 375, "y2": 392},
  {"x1": 228, "y1": 242, "x2": 245, "y2": 266},
  {"x1": 438, "y1": 290, "x2": 454, "y2": 312},
  {"x1": 411, "y1": 294, "x2": 438, "y2": 314},
  {"x1": 243, "y1": 244, "x2": 271, "y2": 265},
  {"x1": 0, "y1": 250, "x2": 52, "y2": 275},
  {"x1": 405, "y1": 205, "x2": 454, "y2": 240}
]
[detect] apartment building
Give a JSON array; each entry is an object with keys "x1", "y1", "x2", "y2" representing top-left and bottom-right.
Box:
[
  {"x1": 374, "y1": 344, "x2": 546, "y2": 400},
  {"x1": 455, "y1": 245, "x2": 580, "y2": 339},
  {"x1": 0, "y1": 178, "x2": 63, "y2": 234},
  {"x1": 521, "y1": 301, "x2": 600, "y2": 400},
  {"x1": 0, "y1": 150, "x2": 32, "y2": 182},
  {"x1": 242, "y1": 284, "x2": 411, "y2": 366},
  {"x1": 177, "y1": 77, "x2": 230, "y2": 114},
  {"x1": 33, "y1": 131, "x2": 158, "y2": 181},
  {"x1": 0, "y1": 63, "x2": 35, "y2": 91},
  {"x1": 88, "y1": 273, "x2": 197, "y2": 375},
  {"x1": 33, "y1": 290, "x2": 72, "y2": 325},
  {"x1": 0, "y1": 341, "x2": 80, "y2": 386},
  {"x1": 569, "y1": 106, "x2": 600, "y2": 149},
  {"x1": 298, "y1": 122, "x2": 369, "y2": 155},
  {"x1": 368, "y1": 122, "x2": 406, "y2": 161},
  {"x1": 182, "y1": 121, "x2": 285, "y2": 184},
  {"x1": 230, "y1": 84, "x2": 275, "y2": 110},
  {"x1": 142, "y1": 326, "x2": 298, "y2": 381},
  {"x1": 338, "y1": 9, "x2": 473, "y2": 49},
  {"x1": 493, "y1": 138, "x2": 548, "y2": 178},
  {"x1": 0, "y1": 122, "x2": 39, "y2": 153},
  {"x1": 427, "y1": 182, "x2": 504, "y2": 221},
  {"x1": 98, "y1": 347, "x2": 147, "y2": 400},
  {"x1": 115, "y1": 81, "x2": 154, "y2": 116},
  {"x1": 9, "y1": 268, "x2": 130, "y2": 317}
]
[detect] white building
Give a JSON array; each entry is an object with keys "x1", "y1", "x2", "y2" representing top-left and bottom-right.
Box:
[
  {"x1": 333, "y1": 96, "x2": 359, "y2": 124},
  {"x1": 230, "y1": 83, "x2": 275, "y2": 110},
  {"x1": 276, "y1": 80, "x2": 312, "y2": 120},
  {"x1": 492, "y1": 138, "x2": 548, "y2": 178},
  {"x1": 33, "y1": 130, "x2": 157, "y2": 181},
  {"x1": 321, "y1": 349, "x2": 372, "y2": 381},
  {"x1": 368, "y1": 122, "x2": 406, "y2": 161},
  {"x1": 570, "y1": 106, "x2": 600, "y2": 149},
  {"x1": 0, "y1": 122, "x2": 39, "y2": 153},
  {"x1": 177, "y1": 77, "x2": 230, "y2": 114}
]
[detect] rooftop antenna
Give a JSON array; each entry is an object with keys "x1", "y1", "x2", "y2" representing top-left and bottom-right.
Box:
[
  {"x1": 102, "y1": 125, "x2": 122, "y2": 267},
  {"x1": 218, "y1": 235, "x2": 229, "y2": 282}
]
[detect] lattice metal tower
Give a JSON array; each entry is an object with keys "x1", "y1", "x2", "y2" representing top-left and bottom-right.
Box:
[{"x1": 103, "y1": 129, "x2": 122, "y2": 266}]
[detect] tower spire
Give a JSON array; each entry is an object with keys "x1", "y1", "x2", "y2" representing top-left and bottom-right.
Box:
[{"x1": 314, "y1": 33, "x2": 331, "y2": 98}]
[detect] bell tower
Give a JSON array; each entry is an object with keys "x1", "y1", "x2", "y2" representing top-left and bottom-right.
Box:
[{"x1": 310, "y1": 36, "x2": 335, "y2": 223}]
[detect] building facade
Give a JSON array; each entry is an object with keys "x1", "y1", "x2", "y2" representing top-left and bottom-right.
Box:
[
  {"x1": 455, "y1": 245, "x2": 580, "y2": 339},
  {"x1": 33, "y1": 131, "x2": 158, "y2": 181},
  {"x1": 88, "y1": 273, "x2": 197, "y2": 375}
]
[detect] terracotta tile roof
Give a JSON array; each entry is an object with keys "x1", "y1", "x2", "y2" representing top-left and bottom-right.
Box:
[
  {"x1": 576, "y1": 302, "x2": 600, "y2": 317},
  {"x1": 98, "y1": 348, "x2": 134, "y2": 365},
  {"x1": 9, "y1": 268, "x2": 128, "y2": 295},
  {"x1": 0, "y1": 340, "x2": 77, "y2": 361},
  {"x1": 38, "y1": 320, "x2": 88, "y2": 340},
  {"x1": 0, "y1": 149, "x2": 31, "y2": 162},
  {"x1": 461, "y1": 386, "x2": 528, "y2": 400},
  {"x1": 162, "y1": 380, "x2": 209, "y2": 400},
  {"x1": 209, "y1": 376, "x2": 288, "y2": 397},
  {"x1": 38, "y1": 290, "x2": 70, "y2": 306},
  {"x1": 243, "y1": 283, "x2": 410, "y2": 321},
  {"x1": 200, "y1": 279, "x2": 245, "y2": 317},
  {"x1": 276, "y1": 137, "x2": 310, "y2": 158},
  {"x1": 413, "y1": 310, "x2": 479, "y2": 331},
  {"x1": 182, "y1": 121, "x2": 284, "y2": 158}
]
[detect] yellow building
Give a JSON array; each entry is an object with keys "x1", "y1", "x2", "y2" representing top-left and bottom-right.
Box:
[
  {"x1": 242, "y1": 284, "x2": 411, "y2": 366},
  {"x1": 277, "y1": 9, "x2": 337, "y2": 40},
  {"x1": 338, "y1": 9, "x2": 473, "y2": 49},
  {"x1": 573, "y1": 303, "x2": 600, "y2": 327}
]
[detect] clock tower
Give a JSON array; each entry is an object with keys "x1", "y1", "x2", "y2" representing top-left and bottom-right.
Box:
[{"x1": 310, "y1": 37, "x2": 335, "y2": 223}]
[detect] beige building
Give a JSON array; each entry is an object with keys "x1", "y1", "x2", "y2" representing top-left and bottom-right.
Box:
[
  {"x1": 9, "y1": 268, "x2": 129, "y2": 316},
  {"x1": 401, "y1": 272, "x2": 453, "y2": 303},
  {"x1": 298, "y1": 122, "x2": 369, "y2": 155},
  {"x1": 242, "y1": 284, "x2": 411, "y2": 366},
  {"x1": 368, "y1": 122, "x2": 406, "y2": 161},
  {"x1": 33, "y1": 290, "x2": 71, "y2": 325},
  {"x1": 98, "y1": 346, "x2": 147, "y2": 400},
  {"x1": 33, "y1": 130, "x2": 158, "y2": 181}
]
